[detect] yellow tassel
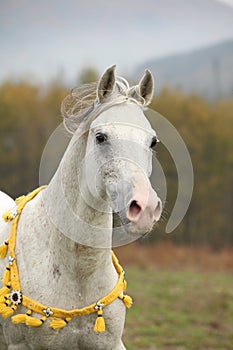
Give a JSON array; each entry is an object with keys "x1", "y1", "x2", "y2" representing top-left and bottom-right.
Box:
[
  {"x1": 0, "y1": 302, "x2": 8, "y2": 313},
  {"x1": 2, "y1": 211, "x2": 15, "y2": 222},
  {"x1": 25, "y1": 316, "x2": 42, "y2": 327},
  {"x1": 123, "y1": 279, "x2": 127, "y2": 291},
  {"x1": 0, "y1": 294, "x2": 9, "y2": 304},
  {"x1": 2, "y1": 266, "x2": 11, "y2": 286},
  {"x1": 12, "y1": 313, "x2": 27, "y2": 324},
  {"x1": 12, "y1": 309, "x2": 32, "y2": 324},
  {"x1": 121, "y1": 294, "x2": 133, "y2": 308},
  {"x1": 0, "y1": 240, "x2": 9, "y2": 259},
  {"x1": 1, "y1": 305, "x2": 16, "y2": 319},
  {"x1": 50, "y1": 317, "x2": 71, "y2": 330},
  {"x1": 25, "y1": 315, "x2": 46, "y2": 327},
  {"x1": 94, "y1": 309, "x2": 106, "y2": 333},
  {"x1": 15, "y1": 195, "x2": 25, "y2": 205},
  {"x1": 0, "y1": 285, "x2": 10, "y2": 297}
]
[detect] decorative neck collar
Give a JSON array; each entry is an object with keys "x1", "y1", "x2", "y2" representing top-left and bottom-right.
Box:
[{"x1": 0, "y1": 187, "x2": 132, "y2": 332}]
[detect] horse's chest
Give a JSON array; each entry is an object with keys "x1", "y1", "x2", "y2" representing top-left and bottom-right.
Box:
[
  {"x1": 3, "y1": 301, "x2": 125, "y2": 350},
  {"x1": 24, "y1": 321, "x2": 112, "y2": 350},
  {"x1": 4, "y1": 320, "x2": 113, "y2": 350}
]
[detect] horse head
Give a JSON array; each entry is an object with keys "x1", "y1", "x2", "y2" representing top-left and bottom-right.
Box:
[{"x1": 62, "y1": 65, "x2": 162, "y2": 243}]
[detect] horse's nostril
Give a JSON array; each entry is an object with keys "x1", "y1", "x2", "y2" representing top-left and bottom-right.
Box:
[{"x1": 128, "y1": 200, "x2": 142, "y2": 221}]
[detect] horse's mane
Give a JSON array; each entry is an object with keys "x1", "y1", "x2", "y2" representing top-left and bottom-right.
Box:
[{"x1": 61, "y1": 76, "x2": 146, "y2": 134}]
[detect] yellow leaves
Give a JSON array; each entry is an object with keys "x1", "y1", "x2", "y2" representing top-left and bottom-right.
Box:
[{"x1": 0, "y1": 81, "x2": 67, "y2": 196}]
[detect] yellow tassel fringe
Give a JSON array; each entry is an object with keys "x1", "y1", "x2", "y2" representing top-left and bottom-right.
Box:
[
  {"x1": 12, "y1": 310, "x2": 32, "y2": 324},
  {"x1": 0, "y1": 303, "x2": 7, "y2": 313},
  {"x1": 12, "y1": 313, "x2": 27, "y2": 324},
  {"x1": 123, "y1": 279, "x2": 127, "y2": 291},
  {"x1": 0, "y1": 301, "x2": 16, "y2": 318},
  {"x1": 119, "y1": 294, "x2": 133, "y2": 309},
  {"x1": 50, "y1": 317, "x2": 71, "y2": 330},
  {"x1": 2, "y1": 266, "x2": 11, "y2": 286},
  {"x1": 0, "y1": 239, "x2": 9, "y2": 259},
  {"x1": 2, "y1": 211, "x2": 15, "y2": 222},
  {"x1": 26, "y1": 315, "x2": 46, "y2": 327},
  {"x1": 1, "y1": 305, "x2": 17, "y2": 319},
  {"x1": 15, "y1": 195, "x2": 25, "y2": 205},
  {"x1": 94, "y1": 309, "x2": 106, "y2": 333},
  {"x1": 0, "y1": 285, "x2": 10, "y2": 297},
  {"x1": 12, "y1": 311, "x2": 47, "y2": 327},
  {"x1": 0, "y1": 294, "x2": 9, "y2": 304}
]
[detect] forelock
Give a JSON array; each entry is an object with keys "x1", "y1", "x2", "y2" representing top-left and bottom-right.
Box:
[{"x1": 61, "y1": 76, "x2": 146, "y2": 134}]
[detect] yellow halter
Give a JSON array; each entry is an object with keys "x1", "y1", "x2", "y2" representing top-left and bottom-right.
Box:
[{"x1": 0, "y1": 187, "x2": 132, "y2": 332}]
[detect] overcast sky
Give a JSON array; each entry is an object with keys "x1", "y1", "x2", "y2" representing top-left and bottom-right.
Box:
[{"x1": 1, "y1": 0, "x2": 233, "y2": 84}]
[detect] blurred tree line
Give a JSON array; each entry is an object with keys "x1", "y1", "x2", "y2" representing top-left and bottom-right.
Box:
[
  {"x1": 151, "y1": 90, "x2": 233, "y2": 249},
  {"x1": 0, "y1": 73, "x2": 232, "y2": 249},
  {"x1": 0, "y1": 81, "x2": 67, "y2": 196}
]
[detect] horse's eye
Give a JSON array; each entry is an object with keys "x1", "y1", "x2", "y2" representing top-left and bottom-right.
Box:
[
  {"x1": 150, "y1": 136, "x2": 159, "y2": 148},
  {"x1": 96, "y1": 132, "x2": 108, "y2": 144}
]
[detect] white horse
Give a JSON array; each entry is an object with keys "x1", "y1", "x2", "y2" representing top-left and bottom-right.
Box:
[{"x1": 0, "y1": 65, "x2": 162, "y2": 350}]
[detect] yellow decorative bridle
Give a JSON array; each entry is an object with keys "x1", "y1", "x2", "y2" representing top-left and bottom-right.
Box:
[{"x1": 0, "y1": 187, "x2": 132, "y2": 332}]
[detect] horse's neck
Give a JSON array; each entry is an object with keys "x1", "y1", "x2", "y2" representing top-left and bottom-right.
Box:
[
  {"x1": 40, "y1": 132, "x2": 113, "y2": 278},
  {"x1": 48, "y1": 230, "x2": 112, "y2": 280},
  {"x1": 14, "y1": 132, "x2": 115, "y2": 308}
]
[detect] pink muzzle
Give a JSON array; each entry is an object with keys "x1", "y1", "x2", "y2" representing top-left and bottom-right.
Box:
[{"x1": 127, "y1": 183, "x2": 162, "y2": 232}]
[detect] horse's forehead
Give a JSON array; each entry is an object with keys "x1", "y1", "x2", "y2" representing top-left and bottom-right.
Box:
[{"x1": 91, "y1": 103, "x2": 154, "y2": 135}]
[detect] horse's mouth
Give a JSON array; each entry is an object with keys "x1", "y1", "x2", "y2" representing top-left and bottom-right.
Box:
[
  {"x1": 114, "y1": 210, "x2": 130, "y2": 226},
  {"x1": 113, "y1": 210, "x2": 154, "y2": 238}
]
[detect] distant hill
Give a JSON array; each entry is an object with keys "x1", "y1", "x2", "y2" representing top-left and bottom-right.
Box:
[{"x1": 136, "y1": 39, "x2": 233, "y2": 100}]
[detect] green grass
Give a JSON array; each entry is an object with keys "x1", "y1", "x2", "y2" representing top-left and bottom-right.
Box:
[{"x1": 123, "y1": 268, "x2": 233, "y2": 350}]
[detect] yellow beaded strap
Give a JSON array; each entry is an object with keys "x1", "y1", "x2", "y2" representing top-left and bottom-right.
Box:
[{"x1": 0, "y1": 187, "x2": 132, "y2": 332}]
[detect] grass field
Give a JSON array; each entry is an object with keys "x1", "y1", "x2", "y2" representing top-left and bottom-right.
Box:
[{"x1": 115, "y1": 244, "x2": 233, "y2": 350}]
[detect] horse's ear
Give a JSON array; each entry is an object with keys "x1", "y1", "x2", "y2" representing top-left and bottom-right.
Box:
[
  {"x1": 97, "y1": 65, "x2": 116, "y2": 102},
  {"x1": 138, "y1": 69, "x2": 154, "y2": 106}
]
